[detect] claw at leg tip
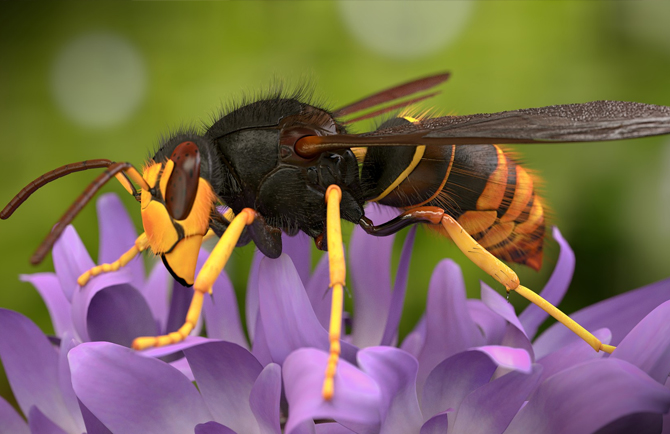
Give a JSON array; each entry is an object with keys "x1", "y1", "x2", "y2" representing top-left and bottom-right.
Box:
[
  {"x1": 322, "y1": 379, "x2": 334, "y2": 401},
  {"x1": 77, "y1": 273, "x2": 89, "y2": 287},
  {"x1": 601, "y1": 344, "x2": 616, "y2": 354},
  {"x1": 132, "y1": 337, "x2": 156, "y2": 350}
]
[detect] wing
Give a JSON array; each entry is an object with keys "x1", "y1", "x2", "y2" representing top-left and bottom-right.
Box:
[
  {"x1": 333, "y1": 72, "x2": 450, "y2": 122},
  {"x1": 297, "y1": 100, "x2": 670, "y2": 157}
]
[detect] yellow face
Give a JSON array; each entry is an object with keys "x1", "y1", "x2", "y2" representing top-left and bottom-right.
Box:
[{"x1": 139, "y1": 159, "x2": 215, "y2": 286}]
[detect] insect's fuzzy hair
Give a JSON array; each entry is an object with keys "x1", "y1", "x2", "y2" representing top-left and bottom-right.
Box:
[
  {"x1": 208, "y1": 75, "x2": 333, "y2": 128},
  {"x1": 398, "y1": 105, "x2": 445, "y2": 123},
  {"x1": 361, "y1": 104, "x2": 444, "y2": 133},
  {"x1": 148, "y1": 123, "x2": 202, "y2": 165},
  {"x1": 147, "y1": 125, "x2": 227, "y2": 203}
]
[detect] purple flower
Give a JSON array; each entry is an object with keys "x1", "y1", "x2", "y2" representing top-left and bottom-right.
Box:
[
  {"x1": 20, "y1": 193, "x2": 246, "y2": 362},
  {"x1": 1, "y1": 196, "x2": 670, "y2": 433},
  {"x1": 279, "y1": 213, "x2": 670, "y2": 433}
]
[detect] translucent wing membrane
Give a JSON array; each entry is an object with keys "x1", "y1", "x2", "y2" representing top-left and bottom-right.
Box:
[
  {"x1": 341, "y1": 92, "x2": 441, "y2": 125},
  {"x1": 333, "y1": 72, "x2": 450, "y2": 118},
  {"x1": 296, "y1": 101, "x2": 670, "y2": 157}
]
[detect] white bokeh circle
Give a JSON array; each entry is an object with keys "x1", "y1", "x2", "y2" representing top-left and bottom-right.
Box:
[
  {"x1": 51, "y1": 32, "x2": 147, "y2": 128},
  {"x1": 338, "y1": 1, "x2": 474, "y2": 59}
]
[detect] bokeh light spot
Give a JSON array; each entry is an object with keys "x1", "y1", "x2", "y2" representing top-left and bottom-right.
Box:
[
  {"x1": 51, "y1": 32, "x2": 147, "y2": 128},
  {"x1": 338, "y1": 1, "x2": 474, "y2": 59},
  {"x1": 620, "y1": 2, "x2": 670, "y2": 55}
]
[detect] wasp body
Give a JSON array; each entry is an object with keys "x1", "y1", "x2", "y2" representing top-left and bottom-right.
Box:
[
  {"x1": 155, "y1": 95, "x2": 545, "y2": 281},
  {"x1": 4, "y1": 72, "x2": 670, "y2": 399}
]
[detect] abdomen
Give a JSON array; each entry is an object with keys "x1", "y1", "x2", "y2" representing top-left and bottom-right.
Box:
[{"x1": 361, "y1": 140, "x2": 546, "y2": 271}]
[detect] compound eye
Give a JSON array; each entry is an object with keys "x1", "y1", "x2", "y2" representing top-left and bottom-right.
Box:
[{"x1": 166, "y1": 141, "x2": 201, "y2": 220}]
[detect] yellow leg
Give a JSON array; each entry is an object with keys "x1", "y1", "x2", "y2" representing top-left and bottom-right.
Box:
[
  {"x1": 77, "y1": 233, "x2": 150, "y2": 286},
  {"x1": 132, "y1": 208, "x2": 256, "y2": 350},
  {"x1": 323, "y1": 185, "x2": 345, "y2": 401},
  {"x1": 441, "y1": 214, "x2": 615, "y2": 354}
]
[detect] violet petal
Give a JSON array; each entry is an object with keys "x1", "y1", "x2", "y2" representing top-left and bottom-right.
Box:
[
  {"x1": 70, "y1": 269, "x2": 134, "y2": 342},
  {"x1": 349, "y1": 205, "x2": 398, "y2": 347},
  {"x1": 0, "y1": 309, "x2": 80, "y2": 433},
  {"x1": 86, "y1": 284, "x2": 157, "y2": 346},
  {"x1": 282, "y1": 232, "x2": 311, "y2": 286},
  {"x1": 381, "y1": 226, "x2": 416, "y2": 346},
  {"x1": 400, "y1": 316, "x2": 425, "y2": 358},
  {"x1": 28, "y1": 406, "x2": 68, "y2": 434},
  {"x1": 467, "y1": 299, "x2": 505, "y2": 345},
  {"x1": 422, "y1": 347, "x2": 500, "y2": 417},
  {"x1": 194, "y1": 422, "x2": 237, "y2": 434},
  {"x1": 315, "y1": 423, "x2": 357, "y2": 433},
  {"x1": 476, "y1": 345, "x2": 533, "y2": 373},
  {"x1": 139, "y1": 336, "x2": 212, "y2": 358},
  {"x1": 169, "y1": 356, "x2": 195, "y2": 382},
  {"x1": 284, "y1": 348, "x2": 381, "y2": 434},
  {"x1": 249, "y1": 363, "x2": 282, "y2": 434},
  {"x1": 419, "y1": 412, "x2": 449, "y2": 434},
  {"x1": 400, "y1": 331, "x2": 424, "y2": 359},
  {"x1": 305, "y1": 253, "x2": 332, "y2": 330},
  {"x1": 257, "y1": 254, "x2": 329, "y2": 364},
  {"x1": 537, "y1": 328, "x2": 610, "y2": 384},
  {"x1": 593, "y1": 413, "x2": 662, "y2": 434},
  {"x1": 481, "y1": 283, "x2": 528, "y2": 339},
  {"x1": 165, "y1": 280, "x2": 196, "y2": 335},
  {"x1": 57, "y1": 334, "x2": 84, "y2": 432},
  {"x1": 533, "y1": 278, "x2": 670, "y2": 359},
  {"x1": 184, "y1": 341, "x2": 263, "y2": 433},
  {"x1": 504, "y1": 359, "x2": 670, "y2": 434},
  {"x1": 96, "y1": 193, "x2": 144, "y2": 290},
  {"x1": 498, "y1": 326, "x2": 535, "y2": 370},
  {"x1": 141, "y1": 261, "x2": 170, "y2": 333},
  {"x1": 518, "y1": 227, "x2": 574, "y2": 339},
  {"x1": 416, "y1": 259, "x2": 484, "y2": 396},
  {"x1": 69, "y1": 342, "x2": 212, "y2": 433},
  {"x1": 357, "y1": 347, "x2": 422, "y2": 434},
  {"x1": 450, "y1": 365, "x2": 542, "y2": 434},
  {"x1": 78, "y1": 400, "x2": 112, "y2": 434},
  {"x1": 481, "y1": 283, "x2": 534, "y2": 361},
  {"x1": 246, "y1": 252, "x2": 263, "y2": 340},
  {"x1": 421, "y1": 346, "x2": 530, "y2": 422},
  {"x1": 52, "y1": 225, "x2": 95, "y2": 302},
  {"x1": 612, "y1": 300, "x2": 670, "y2": 384},
  {"x1": 19, "y1": 273, "x2": 73, "y2": 338},
  {"x1": 664, "y1": 377, "x2": 670, "y2": 433},
  {"x1": 203, "y1": 261, "x2": 248, "y2": 349},
  {"x1": 0, "y1": 396, "x2": 29, "y2": 434},
  {"x1": 251, "y1": 314, "x2": 273, "y2": 366},
  {"x1": 163, "y1": 249, "x2": 217, "y2": 337},
  {"x1": 291, "y1": 420, "x2": 317, "y2": 434}
]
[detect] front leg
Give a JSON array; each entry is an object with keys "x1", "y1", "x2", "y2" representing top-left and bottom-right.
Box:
[
  {"x1": 77, "y1": 232, "x2": 150, "y2": 286},
  {"x1": 132, "y1": 209, "x2": 256, "y2": 350}
]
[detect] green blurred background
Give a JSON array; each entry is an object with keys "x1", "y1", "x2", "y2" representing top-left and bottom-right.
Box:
[{"x1": 2, "y1": 1, "x2": 670, "y2": 409}]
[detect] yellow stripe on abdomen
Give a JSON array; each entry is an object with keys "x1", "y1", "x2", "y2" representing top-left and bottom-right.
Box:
[
  {"x1": 476, "y1": 145, "x2": 508, "y2": 211},
  {"x1": 500, "y1": 165, "x2": 533, "y2": 223}
]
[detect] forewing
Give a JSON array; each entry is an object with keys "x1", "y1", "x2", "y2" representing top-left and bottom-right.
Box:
[
  {"x1": 296, "y1": 101, "x2": 670, "y2": 156},
  {"x1": 388, "y1": 100, "x2": 670, "y2": 143}
]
